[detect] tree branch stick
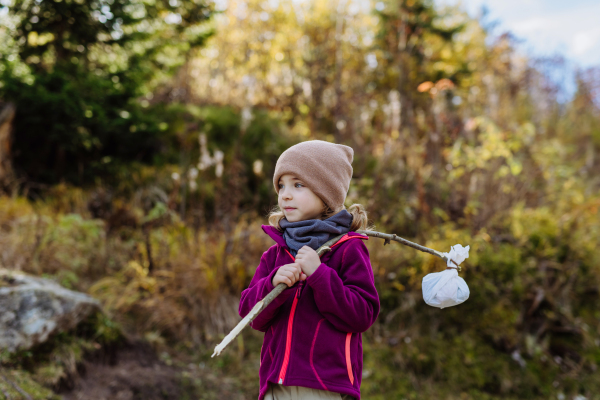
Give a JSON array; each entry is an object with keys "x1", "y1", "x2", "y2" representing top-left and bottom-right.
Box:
[
  {"x1": 211, "y1": 234, "x2": 345, "y2": 357},
  {"x1": 356, "y1": 230, "x2": 459, "y2": 267},
  {"x1": 212, "y1": 230, "x2": 457, "y2": 357}
]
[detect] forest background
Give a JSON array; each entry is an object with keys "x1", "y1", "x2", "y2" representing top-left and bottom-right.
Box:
[{"x1": 0, "y1": 0, "x2": 599, "y2": 398}]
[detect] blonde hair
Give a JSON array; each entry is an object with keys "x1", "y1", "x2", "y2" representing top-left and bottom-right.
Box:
[{"x1": 268, "y1": 203, "x2": 370, "y2": 232}]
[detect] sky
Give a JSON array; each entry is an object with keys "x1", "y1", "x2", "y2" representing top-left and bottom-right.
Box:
[{"x1": 436, "y1": 0, "x2": 600, "y2": 69}]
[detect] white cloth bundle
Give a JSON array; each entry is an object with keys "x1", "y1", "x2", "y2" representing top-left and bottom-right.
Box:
[{"x1": 422, "y1": 245, "x2": 470, "y2": 308}]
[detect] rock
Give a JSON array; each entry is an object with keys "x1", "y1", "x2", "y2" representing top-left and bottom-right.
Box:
[{"x1": 0, "y1": 269, "x2": 101, "y2": 352}]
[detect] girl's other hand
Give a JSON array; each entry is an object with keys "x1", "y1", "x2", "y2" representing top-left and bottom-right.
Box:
[
  {"x1": 272, "y1": 263, "x2": 307, "y2": 287},
  {"x1": 295, "y1": 246, "x2": 321, "y2": 276}
]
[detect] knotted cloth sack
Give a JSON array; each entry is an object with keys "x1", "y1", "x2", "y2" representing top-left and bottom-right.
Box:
[
  {"x1": 422, "y1": 244, "x2": 470, "y2": 308},
  {"x1": 422, "y1": 269, "x2": 470, "y2": 308}
]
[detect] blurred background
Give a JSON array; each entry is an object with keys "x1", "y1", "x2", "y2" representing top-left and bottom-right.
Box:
[{"x1": 0, "y1": 0, "x2": 599, "y2": 398}]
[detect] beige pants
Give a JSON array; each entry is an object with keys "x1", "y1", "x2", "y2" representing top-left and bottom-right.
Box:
[{"x1": 264, "y1": 384, "x2": 356, "y2": 400}]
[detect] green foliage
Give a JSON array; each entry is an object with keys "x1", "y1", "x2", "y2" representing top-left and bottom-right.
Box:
[
  {"x1": 0, "y1": 67, "x2": 172, "y2": 184},
  {"x1": 0, "y1": 0, "x2": 213, "y2": 185},
  {"x1": 5, "y1": 0, "x2": 213, "y2": 83},
  {"x1": 0, "y1": 369, "x2": 60, "y2": 400},
  {"x1": 360, "y1": 194, "x2": 600, "y2": 399}
]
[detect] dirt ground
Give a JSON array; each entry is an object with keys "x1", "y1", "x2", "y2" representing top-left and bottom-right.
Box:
[
  {"x1": 58, "y1": 340, "x2": 255, "y2": 400},
  {"x1": 60, "y1": 342, "x2": 189, "y2": 400}
]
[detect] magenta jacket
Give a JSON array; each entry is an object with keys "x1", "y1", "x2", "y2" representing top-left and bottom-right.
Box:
[{"x1": 239, "y1": 225, "x2": 380, "y2": 400}]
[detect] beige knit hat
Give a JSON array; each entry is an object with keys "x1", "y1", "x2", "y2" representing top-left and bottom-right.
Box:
[{"x1": 273, "y1": 140, "x2": 354, "y2": 211}]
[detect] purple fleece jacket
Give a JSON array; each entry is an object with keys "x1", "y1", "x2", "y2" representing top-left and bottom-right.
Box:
[{"x1": 239, "y1": 225, "x2": 380, "y2": 400}]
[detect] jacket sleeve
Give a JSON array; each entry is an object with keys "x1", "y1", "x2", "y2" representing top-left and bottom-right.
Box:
[
  {"x1": 239, "y1": 246, "x2": 296, "y2": 332},
  {"x1": 306, "y1": 240, "x2": 380, "y2": 333}
]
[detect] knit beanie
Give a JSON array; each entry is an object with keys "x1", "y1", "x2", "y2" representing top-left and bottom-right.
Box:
[{"x1": 273, "y1": 140, "x2": 354, "y2": 211}]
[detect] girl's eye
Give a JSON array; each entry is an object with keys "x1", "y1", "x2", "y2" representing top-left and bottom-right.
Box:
[{"x1": 278, "y1": 182, "x2": 303, "y2": 189}]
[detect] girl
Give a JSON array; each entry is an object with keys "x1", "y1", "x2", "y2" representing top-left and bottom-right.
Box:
[{"x1": 239, "y1": 140, "x2": 380, "y2": 400}]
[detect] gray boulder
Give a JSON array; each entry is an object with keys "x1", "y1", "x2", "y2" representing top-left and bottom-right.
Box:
[{"x1": 0, "y1": 269, "x2": 101, "y2": 352}]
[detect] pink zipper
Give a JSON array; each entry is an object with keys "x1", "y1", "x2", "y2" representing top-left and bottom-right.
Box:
[
  {"x1": 278, "y1": 286, "x2": 299, "y2": 384},
  {"x1": 278, "y1": 249, "x2": 298, "y2": 384},
  {"x1": 345, "y1": 333, "x2": 354, "y2": 385}
]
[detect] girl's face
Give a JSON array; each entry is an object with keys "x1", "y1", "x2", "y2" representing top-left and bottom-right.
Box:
[{"x1": 278, "y1": 174, "x2": 324, "y2": 222}]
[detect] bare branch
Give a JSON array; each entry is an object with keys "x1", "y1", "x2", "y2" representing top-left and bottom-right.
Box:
[
  {"x1": 211, "y1": 234, "x2": 345, "y2": 357},
  {"x1": 212, "y1": 230, "x2": 459, "y2": 357},
  {"x1": 356, "y1": 230, "x2": 460, "y2": 268}
]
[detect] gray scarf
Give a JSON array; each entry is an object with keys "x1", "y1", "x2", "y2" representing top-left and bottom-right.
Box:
[{"x1": 280, "y1": 210, "x2": 353, "y2": 256}]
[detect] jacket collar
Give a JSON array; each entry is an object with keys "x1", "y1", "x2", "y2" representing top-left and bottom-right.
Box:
[{"x1": 261, "y1": 225, "x2": 288, "y2": 248}]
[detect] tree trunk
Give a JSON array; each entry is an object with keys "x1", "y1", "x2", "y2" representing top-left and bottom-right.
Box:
[{"x1": 0, "y1": 103, "x2": 15, "y2": 189}]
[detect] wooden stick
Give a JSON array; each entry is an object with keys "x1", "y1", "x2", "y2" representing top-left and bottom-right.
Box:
[
  {"x1": 211, "y1": 234, "x2": 345, "y2": 357},
  {"x1": 356, "y1": 230, "x2": 460, "y2": 268},
  {"x1": 212, "y1": 230, "x2": 457, "y2": 357}
]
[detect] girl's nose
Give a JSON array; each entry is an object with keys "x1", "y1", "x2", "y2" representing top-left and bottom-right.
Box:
[{"x1": 280, "y1": 187, "x2": 292, "y2": 200}]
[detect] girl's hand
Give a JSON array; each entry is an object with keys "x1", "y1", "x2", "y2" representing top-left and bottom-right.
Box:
[
  {"x1": 295, "y1": 246, "x2": 321, "y2": 276},
  {"x1": 272, "y1": 263, "x2": 307, "y2": 287}
]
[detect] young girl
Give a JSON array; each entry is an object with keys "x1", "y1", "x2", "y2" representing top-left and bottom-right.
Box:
[{"x1": 239, "y1": 140, "x2": 380, "y2": 400}]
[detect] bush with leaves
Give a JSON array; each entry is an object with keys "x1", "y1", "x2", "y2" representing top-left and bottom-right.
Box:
[{"x1": 0, "y1": 0, "x2": 213, "y2": 185}]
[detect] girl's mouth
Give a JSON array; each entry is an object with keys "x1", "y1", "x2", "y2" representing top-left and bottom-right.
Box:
[{"x1": 284, "y1": 207, "x2": 296, "y2": 211}]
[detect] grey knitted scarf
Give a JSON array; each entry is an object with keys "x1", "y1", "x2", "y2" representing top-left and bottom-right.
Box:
[{"x1": 279, "y1": 210, "x2": 353, "y2": 256}]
